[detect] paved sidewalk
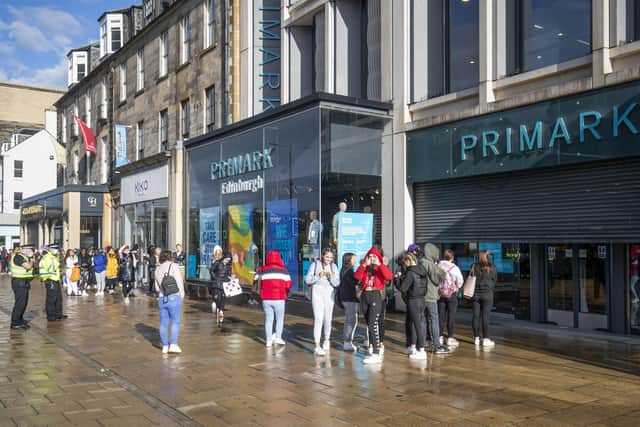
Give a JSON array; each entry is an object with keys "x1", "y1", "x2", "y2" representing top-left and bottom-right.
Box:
[{"x1": 1, "y1": 275, "x2": 640, "y2": 426}]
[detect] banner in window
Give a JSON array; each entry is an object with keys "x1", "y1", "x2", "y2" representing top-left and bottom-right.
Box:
[
  {"x1": 266, "y1": 199, "x2": 299, "y2": 291},
  {"x1": 228, "y1": 204, "x2": 257, "y2": 285},
  {"x1": 199, "y1": 206, "x2": 220, "y2": 280},
  {"x1": 337, "y1": 212, "x2": 374, "y2": 270},
  {"x1": 115, "y1": 124, "x2": 128, "y2": 167}
]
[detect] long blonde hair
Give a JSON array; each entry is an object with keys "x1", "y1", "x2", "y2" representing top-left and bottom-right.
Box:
[{"x1": 478, "y1": 250, "x2": 492, "y2": 272}]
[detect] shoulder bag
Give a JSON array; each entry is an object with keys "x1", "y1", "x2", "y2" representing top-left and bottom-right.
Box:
[{"x1": 462, "y1": 264, "x2": 476, "y2": 299}]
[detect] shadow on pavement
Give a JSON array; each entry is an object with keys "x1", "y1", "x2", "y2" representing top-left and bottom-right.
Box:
[{"x1": 135, "y1": 322, "x2": 161, "y2": 349}]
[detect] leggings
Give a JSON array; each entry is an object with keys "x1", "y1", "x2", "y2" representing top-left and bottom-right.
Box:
[
  {"x1": 312, "y1": 285, "x2": 334, "y2": 344},
  {"x1": 122, "y1": 281, "x2": 133, "y2": 298},
  {"x1": 343, "y1": 301, "x2": 359, "y2": 342},
  {"x1": 407, "y1": 298, "x2": 426, "y2": 349},
  {"x1": 360, "y1": 290, "x2": 382, "y2": 354},
  {"x1": 438, "y1": 296, "x2": 458, "y2": 337},
  {"x1": 472, "y1": 292, "x2": 493, "y2": 339},
  {"x1": 211, "y1": 288, "x2": 226, "y2": 311}
]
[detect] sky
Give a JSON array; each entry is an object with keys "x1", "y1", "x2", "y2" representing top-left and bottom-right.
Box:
[{"x1": 0, "y1": 0, "x2": 136, "y2": 90}]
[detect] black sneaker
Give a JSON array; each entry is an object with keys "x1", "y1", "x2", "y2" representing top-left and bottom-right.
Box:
[
  {"x1": 10, "y1": 324, "x2": 27, "y2": 330},
  {"x1": 434, "y1": 346, "x2": 450, "y2": 354}
]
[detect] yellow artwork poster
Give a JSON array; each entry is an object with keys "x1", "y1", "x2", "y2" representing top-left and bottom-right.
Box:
[{"x1": 228, "y1": 204, "x2": 256, "y2": 285}]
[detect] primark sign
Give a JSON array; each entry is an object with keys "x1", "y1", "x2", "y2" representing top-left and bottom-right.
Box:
[
  {"x1": 407, "y1": 80, "x2": 640, "y2": 182},
  {"x1": 210, "y1": 148, "x2": 274, "y2": 181}
]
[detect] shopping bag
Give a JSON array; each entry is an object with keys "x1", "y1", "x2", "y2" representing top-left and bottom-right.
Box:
[
  {"x1": 463, "y1": 266, "x2": 476, "y2": 299},
  {"x1": 223, "y1": 278, "x2": 243, "y2": 297}
]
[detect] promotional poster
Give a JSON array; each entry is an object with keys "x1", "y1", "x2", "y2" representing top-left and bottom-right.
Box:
[
  {"x1": 228, "y1": 204, "x2": 256, "y2": 285},
  {"x1": 336, "y1": 212, "x2": 374, "y2": 270},
  {"x1": 266, "y1": 199, "x2": 299, "y2": 291}
]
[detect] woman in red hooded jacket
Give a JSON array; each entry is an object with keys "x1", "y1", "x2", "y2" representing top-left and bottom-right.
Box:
[
  {"x1": 255, "y1": 251, "x2": 292, "y2": 347},
  {"x1": 354, "y1": 247, "x2": 392, "y2": 364}
]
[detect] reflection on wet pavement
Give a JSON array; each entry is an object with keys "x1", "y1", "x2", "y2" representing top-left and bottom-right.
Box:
[{"x1": 1, "y1": 274, "x2": 640, "y2": 426}]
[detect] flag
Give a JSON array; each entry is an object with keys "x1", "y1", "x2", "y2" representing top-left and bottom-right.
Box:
[{"x1": 73, "y1": 115, "x2": 96, "y2": 154}]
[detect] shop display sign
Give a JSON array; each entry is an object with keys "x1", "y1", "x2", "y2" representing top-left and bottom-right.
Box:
[
  {"x1": 267, "y1": 199, "x2": 299, "y2": 291},
  {"x1": 199, "y1": 207, "x2": 220, "y2": 280},
  {"x1": 21, "y1": 204, "x2": 44, "y2": 217},
  {"x1": 336, "y1": 212, "x2": 374, "y2": 270},
  {"x1": 121, "y1": 165, "x2": 169, "y2": 204},
  {"x1": 228, "y1": 204, "x2": 257, "y2": 285},
  {"x1": 210, "y1": 148, "x2": 275, "y2": 180},
  {"x1": 114, "y1": 124, "x2": 128, "y2": 168}
]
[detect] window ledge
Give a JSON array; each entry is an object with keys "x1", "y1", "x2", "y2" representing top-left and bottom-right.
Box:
[
  {"x1": 135, "y1": 89, "x2": 144, "y2": 98},
  {"x1": 157, "y1": 74, "x2": 168, "y2": 84},
  {"x1": 609, "y1": 40, "x2": 640, "y2": 59},
  {"x1": 493, "y1": 55, "x2": 592, "y2": 91},
  {"x1": 118, "y1": 100, "x2": 127, "y2": 108},
  {"x1": 200, "y1": 43, "x2": 217, "y2": 58},
  {"x1": 176, "y1": 60, "x2": 191, "y2": 73},
  {"x1": 409, "y1": 87, "x2": 479, "y2": 113}
]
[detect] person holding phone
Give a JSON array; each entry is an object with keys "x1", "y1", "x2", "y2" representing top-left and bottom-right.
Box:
[{"x1": 209, "y1": 245, "x2": 232, "y2": 320}]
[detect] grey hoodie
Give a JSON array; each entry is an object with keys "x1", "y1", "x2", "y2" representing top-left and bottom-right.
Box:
[{"x1": 420, "y1": 243, "x2": 446, "y2": 303}]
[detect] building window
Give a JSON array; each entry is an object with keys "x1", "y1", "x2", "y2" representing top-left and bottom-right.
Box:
[
  {"x1": 100, "y1": 79, "x2": 108, "y2": 119},
  {"x1": 73, "y1": 103, "x2": 79, "y2": 135},
  {"x1": 137, "y1": 121, "x2": 145, "y2": 160},
  {"x1": 13, "y1": 160, "x2": 23, "y2": 178},
  {"x1": 181, "y1": 99, "x2": 190, "y2": 138},
  {"x1": 205, "y1": 0, "x2": 215, "y2": 48},
  {"x1": 159, "y1": 109, "x2": 169, "y2": 151},
  {"x1": 508, "y1": 0, "x2": 592, "y2": 74},
  {"x1": 13, "y1": 192, "x2": 22, "y2": 210},
  {"x1": 85, "y1": 93, "x2": 91, "y2": 127},
  {"x1": 68, "y1": 51, "x2": 88, "y2": 86},
  {"x1": 100, "y1": 21, "x2": 107, "y2": 57},
  {"x1": 120, "y1": 63, "x2": 127, "y2": 102},
  {"x1": 205, "y1": 86, "x2": 215, "y2": 132},
  {"x1": 62, "y1": 114, "x2": 67, "y2": 143},
  {"x1": 77, "y1": 62, "x2": 86, "y2": 81},
  {"x1": 137, "y1": 48, "x2": 145, "y2": 91},
  {"x1": 447, "y1": 0, "x2": 479, "y2": 93},
  {"x1": 159, "y1": 31, "x2": 169, "y2": 76},
  {"x1": 181, "y1": 14, "x2": 191, "y2": 64},
  {"x1": 111, "y1": 19, "x2": 122, "y2": 52},
  {"x1": 100, "y1": 14, "x2": 123, "y2": 57}
]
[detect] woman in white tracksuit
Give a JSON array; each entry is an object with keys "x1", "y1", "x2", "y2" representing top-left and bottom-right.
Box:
[{"x1": 305, "y1": 248, "x2": 340, "y2": 356}]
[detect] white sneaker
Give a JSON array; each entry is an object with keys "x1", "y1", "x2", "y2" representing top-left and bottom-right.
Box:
[
  {"x1": 438, "y1": 336, "x2": 444, "y2": 346},
  {"x1": 343, "y1": 342, "x2": 357, "y2": 352},
  {"x1": 322, "y1": 340, "x2": 330, "y2": 351},
  {"x1": 379, "y1": 345, "x2": 385, "y2": 356},
  {"x1": 447, "y1": 337, "x2": 459, "y2": 347},
  {"x1": 274, "y1": 337, "x2": 286, "y2": 345},
  {"x1": 314, "y1": 347, "x2": 326, "y2": 356},
  {"x1": 363, "y1": 353, "x2": 382, "y2": 364},
  {"x1": 211, "y1": 302, "x2": 216, "y2": 313},
  {"x1": 482, "y1": 338, "x2": 495, "y2": 348},
  {"x1": 406, "y1": 345, "x2": 417, "y2": 355},
  {"x1": 265, "y1": 340, "x2": 273, "y2": 348},
  {"x1": 409, "y1": 350, "x2": 427, "y2": 360},
  {"x1": 82, "y1": 291, "x2": 88, "y2": 296},
  {"x1": 474, "y1": 337, "x2": 481, "y2": 346},
  {"x1": 168, "y1": 344, "x2": 182, "y2": 353},
  {"x1": 162, "y1": 345, "x2": 169, "y2": 354},
  {"x1": 124, "y1": 297, "x2": 130, "y2": 304},
  {"x1": 367, "y1": 345, "x2": 373, "y2": 355}
]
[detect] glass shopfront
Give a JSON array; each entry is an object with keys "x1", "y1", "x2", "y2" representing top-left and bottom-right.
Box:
[
  {"x1": 187, "y1": 103, "x2": 390, "y2": 293},
  {"x1": 630, "y1": 244, "x2": 640, "y2": 334}
]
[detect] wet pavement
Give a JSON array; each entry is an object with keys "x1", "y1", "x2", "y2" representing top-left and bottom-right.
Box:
[{"x1": 1, "y1": 274, "x2": 640, "y2": 426}]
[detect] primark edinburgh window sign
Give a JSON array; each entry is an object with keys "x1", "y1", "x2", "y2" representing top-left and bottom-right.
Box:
[{"x1": 407, "y1": 80, "x2": 640, "y2": 182}]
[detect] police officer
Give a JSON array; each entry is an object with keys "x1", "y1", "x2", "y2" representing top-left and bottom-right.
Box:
[
  {"x1": 10, "y1": 244, "x2": 35, "y2": 330},
  {"x1": 40, "y1": 244, "x2": 67, "y2": 321}
]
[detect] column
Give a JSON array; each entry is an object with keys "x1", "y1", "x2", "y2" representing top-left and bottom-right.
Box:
[
  {"x1": 324, "y1": 1, "x2": 335, "y2": 93},
  {"x1": 479, "y1": 0, "x2": 496, "y2": 105},
  {"x1": 592, "y1": 0, "x2": 613, "y2": 87}
]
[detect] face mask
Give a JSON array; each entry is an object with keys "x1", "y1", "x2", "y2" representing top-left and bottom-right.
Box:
[{"x1": 51, "y1": 249, "x2": 59, "y2": 255}]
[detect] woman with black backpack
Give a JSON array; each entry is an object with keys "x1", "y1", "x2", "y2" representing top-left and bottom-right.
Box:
[
  {"x1": 155, "y1": 249, "x2": 185, "y2": 354},
  {"x1": 398, "y1": 252, "x2": 428, "y2": 360}
]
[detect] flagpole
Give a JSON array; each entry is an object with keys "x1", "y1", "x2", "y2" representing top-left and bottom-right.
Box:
[{"x1": 86, "y1": 151, "x2": 90, "y2": 184}]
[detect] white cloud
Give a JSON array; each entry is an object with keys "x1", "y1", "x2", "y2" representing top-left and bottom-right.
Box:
[{"x1": 5, "y1": 57, "x2": 67, "y2": 89}]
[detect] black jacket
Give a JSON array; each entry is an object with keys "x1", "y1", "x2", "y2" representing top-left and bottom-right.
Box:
[
  {"x1": 338, "y1": 268, "x2": 359, "y2": 302},
  {"x1": 399, "y1": 264, "x2": 428, "y2": 298},
  {"x1": 118, "y1": 253, "x2": 135, "y2": 282},
  {"x1": 78, "y1": 253, "x2": 91, "y2": 269},
  {"x1": 472, "y1": 264, "x2": 497, "y2": 294},
  {"x1": 209, "y1": 258, "x2": 231, "y2": 289}
]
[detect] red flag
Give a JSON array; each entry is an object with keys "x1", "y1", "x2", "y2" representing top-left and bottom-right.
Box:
[{"x1": 73, "y1": 115, "x2": 96, "y2": 154}]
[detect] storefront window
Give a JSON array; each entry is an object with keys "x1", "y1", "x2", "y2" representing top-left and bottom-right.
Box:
[
  {"x1": 432, "y1": 241, "x2": 531, "y2": 319},
  {"x1": 120, "y1": 199, "x2": 168, "y2": 250},
  {"x1": 80, "y1": 217, "x2": 101, "y2": 249},
  {"x1": 630, "y1": 244, "x2": 640, "y2": 334}
]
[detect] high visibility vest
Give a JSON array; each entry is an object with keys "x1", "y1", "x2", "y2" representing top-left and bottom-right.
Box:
[
  {"x1": 39, "y1": 252, "x2": 60, "y2": 282},
  {"x1": 10, "y1": 252, "x2": 33, "y2": 279}
]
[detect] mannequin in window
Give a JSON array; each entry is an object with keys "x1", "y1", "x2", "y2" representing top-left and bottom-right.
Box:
[
  {"x1": 332, "y1": 202, "x2": 347, "y2": 247},
  {"x1": 307, "y1": 210, "x2": 322, "y2": 259}
]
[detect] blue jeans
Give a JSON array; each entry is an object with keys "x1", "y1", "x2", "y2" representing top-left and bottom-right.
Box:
[
  {"x1": 262, "y1": 299, "x2": 285, "y2": 341},
  {"x1": 158, "y1": 294, "x2": 182, "y2": 346}
]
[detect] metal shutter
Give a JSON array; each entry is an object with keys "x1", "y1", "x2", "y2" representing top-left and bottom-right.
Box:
[{"x1": 413, "y1": 159, "x2": 640, "y2": 243}]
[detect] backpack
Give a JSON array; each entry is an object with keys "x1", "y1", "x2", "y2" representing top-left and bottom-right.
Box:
[
  {"x1": 161, "y1": 264, "x2": 180, "y2": 296},
  {"x1": 438, "y1": 263, "x2": 457, "y2": 299}
]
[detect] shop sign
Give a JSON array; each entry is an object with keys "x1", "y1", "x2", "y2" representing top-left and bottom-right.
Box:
[
  {"x1": 121, "y1": 165, "x2": 169, "y2": 204},
  {"x1": 255, "y1": 0, "x2": 281, "y2": 112},
  {"x1": 211, "y1": 148, "x2": 274, "y2": 181},
  {"x1": 21, "y1": 205, "x2": 44, "y2": 217},
  {"x1": 115, "y1": 124, "x2": 128, "y2": 168},
  {"x1": 221, "y1": 175, "x2": 264, "y2": 195}
]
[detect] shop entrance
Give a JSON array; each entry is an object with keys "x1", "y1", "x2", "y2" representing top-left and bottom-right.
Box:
[{"x1": 546, "y1": 244, "x2": 608, "y2": 330}]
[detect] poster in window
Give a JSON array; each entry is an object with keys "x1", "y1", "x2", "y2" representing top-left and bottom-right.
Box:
[
  {"x1": 336, "y1": 212, "x2": 374, "y2": 270},
  {"x1": 266, "y1": 199, "x2": 299, "y2": 291},
  {"x1": 228, "y1": 204, "x2": 257, "y2": 285},
  {"x1": 199, "y1": 206, "x2": 220, "y2": 280},
  {"x1": 115, "y1": 124, "x2": 128, "y2": 167}
]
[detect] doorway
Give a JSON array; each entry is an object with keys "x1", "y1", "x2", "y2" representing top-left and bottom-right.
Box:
[{"x1": 546, "y1": 244, "x2": 608, "y2": 330}]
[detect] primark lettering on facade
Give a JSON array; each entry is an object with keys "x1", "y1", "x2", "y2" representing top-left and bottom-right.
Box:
[
  {"x1": 461, "y1": 101, "x2": 638, "y2": 160},
  {"x1": 210, "y1": 148, "x2": 275, "y2": 180},
  {"x1": 221, "y1": 176, "x2": 264, "y2": 195}
]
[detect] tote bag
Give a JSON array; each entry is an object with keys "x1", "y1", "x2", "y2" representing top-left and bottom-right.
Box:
[
  {"x1": 223, "y1": 278, "x2": 243, "y2": 297},
  {"x1": 463, "y1": 265, "x2": 476, "y2": 299}
]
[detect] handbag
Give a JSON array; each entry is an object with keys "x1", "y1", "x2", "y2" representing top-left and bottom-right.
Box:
[
  {"x1": 463, "y1": 264, "x2": 476, "y2": 299},
  {"x1": 70, "y1": 266, "x2": 80, "y2": 282},
  {"x1": 223, "y1": 278, "x2": 242, "y2": 297}
]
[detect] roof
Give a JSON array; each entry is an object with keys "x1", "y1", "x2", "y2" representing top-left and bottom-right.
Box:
[
  {"x1": 0, "y1": 82, "x2": 64, "y2": 94},
  {"x1": 67, "y1": 43, "x2": 100, "y2": 57},
  {"x1": 98, "y1": 5, "x2": 142, "y2": 22},
  {"x1": 20, "y1": 184, "x2": 110, "y2": 206}
]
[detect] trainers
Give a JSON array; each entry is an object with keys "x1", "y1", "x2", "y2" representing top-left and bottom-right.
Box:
[
  {"x1": 162, "y1": 345, "x2": 169, "y2": 354},
  {"x1": 363, "y1": 353, "x2": 382, "y2": 364},
  {"x1": 439, "y1": 336, "x2": 444, "y2": 345},
  {"x1": 474, "y1": 337, "x2": 481, "y2": 346},
  {"x1": 482, "y1": 338, "x2": 495, "y2": 348},
  {"x1": 406, "y1": 345, "x2": 417, "y2": 355},
  {"x1": 211, "y1": 302, "x2": 216, "y2": 313},
  {"x1": 322, "y1": 340, "x2": 330, "y2": 351},
  {"x1": 124, "y1": 297, "x2": 130, "y2": 304},
  {"x1": 409, "y1": 350, "x2": 427, "y2": 360},
  {"x1": 168, "y1": 344, "x2": 182, "y2": 353},
  {"x1": 367, "y1": 345, "x2": 373, "y2": 355},
  {"x1": 434, "y1": 346, "x2": 450, "y2": 354},
  {"x1": 314, "y1": 347, "x2": 326, "y2": 356},
  {"x1": 265, "y1": 340, "x2": 273, "y2": 348},
  {"x1": 447, "y1": 337, "x2": 459, "y2": 347},
  {"x1": 343, "y1": 342, "x2": 357, "y2": 352},
  {"x1": 274, "y1": 337, "x2": 286, "y2": 345},
  {"x1": 379, "y1": 344, "x2": 385, "y2": 356}
]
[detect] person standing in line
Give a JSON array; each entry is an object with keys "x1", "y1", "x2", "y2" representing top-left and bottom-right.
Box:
[
  {"x1": 305, "y1": 248, "x2": 340, "y2": 356},
  {"x1": 40, "y1": 244, "x2": 67, "y2": 321},
  {"x1": 93, "y1": 247, "x2": 107, "y2": 296},
  {"x1": 398, "y1": 252, "x2": 428, "y2": 360},
  {"x1": 419, "y1": 244, "x2": 449, "y2": 354},
  {"x1": 0, "y1": 247, "x2": 7, "y2": 273},
  {"x1": 255, "y1": 250, "x2": 291, "y2": 347},
  {"x1": 65, "y1": 249, "x2": 79, "y2": 296},
  {"x1": 437, "y1": 249, "x2": 464, "y2": 348},
  {"x1": 9, "y1": 244, "x2": 35, "y2": 330},
  {"x1": 209, "y1": 245, "x2": 231, "y2": 320},
  {"x1": 118, "y1": 245, "x2": 136, "y2": 304},
  {"x1": 155, "y1": 250, "x2": 185, "y2": 354},
  {"x1": 78, "y1": 248, "x2": 91, "y2": 296},
  {"x1": 471, "y1": 250, "x2": 497, "y2": 348},
  {"x1": 105, "y1": 248, "x2": 119, "y2": 294},
  {"x1": 147, "y1": 245, "x2": 157, "y2": 294},
  {"x1": 339, "y1": 252, "x2": 359, "y2": 351},
  {"x1": 174, "y1": 244, "x2": 186, "y2": 281},
  {"x1": 354, "y1": 248, "x2": 392, "y2": 364}
]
